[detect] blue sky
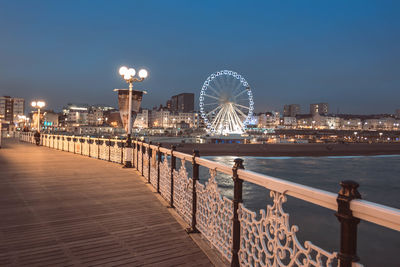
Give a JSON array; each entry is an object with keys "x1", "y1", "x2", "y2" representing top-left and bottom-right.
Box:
[{"x1": 0, "y1": 0, "x2": 399, "y2": 114}]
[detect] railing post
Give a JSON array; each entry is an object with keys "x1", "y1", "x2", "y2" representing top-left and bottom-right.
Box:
[
  {"x1": 335, "y1": 180, "x2": 361, "y2": 267},
  {"x1": 97, "y1": 138, "x2": 100, "y2": 159},
  {"x1": 148, "y1": 141, "x2": 152, "y2": 183},
  {"x1": 231, "y1": 158, "x2": 244, "y2": 267},
  {"x1": 136, "y1": 139, "x2": 140, "y2": 171},
  {"x1": 157, "y1": 143, "x2": 161, "y2": 193},
  {"x1": 73, "y1": 138, "x2": 76, "y2": 154},
  {"x1": 169, "y1": 145, "x2": 176, "y2": 208},
  {"x1": 121, "y1": 141, "x2": 124, "y2": 164},
  {"x1": 141, "y1": 141, "x2": 145, "y2": 176},
  {"x1": 108, "y1": 138, "x2": 111, "y2": 162},
  {"x1": 88, "y1": 137, "x2": 91, "y2": 157},
  {"x1": 186, "y1": 150, "x2": 200, "y2": 233}
]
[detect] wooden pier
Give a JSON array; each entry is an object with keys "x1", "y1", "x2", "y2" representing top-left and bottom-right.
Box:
[{"x1": 0, "y1": 139, "x2": 212, "y2": 266}]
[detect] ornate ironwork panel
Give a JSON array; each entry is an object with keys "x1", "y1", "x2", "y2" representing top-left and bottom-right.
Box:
[
  {"x1": 57, "y1": 139, "x2": 62, "y2": 150},
  {"x1": 172, "y1": 161, "x2": 193, "y2": 225},
  {"x1": 82, "y1": 141, "x2": 90, "y2": 156},
  {"x1": 150, "y1": 152, "x2": 158, "y2": 187},
  {"x1": 74, "y1": 141, "x2": 81, "y2": 154},
  {"x1": 238, "y1": 191, "x2": 338, "y2": 267},
  {"x1": 68, "y1": 140, "x2": 74, "y2": 152},
  {"x1": 138, "y1": 149, "x2": 143, "y2": 173},
  {"x1": 196, "y1": 169, "x2": 233, "y2": 261},
  {"x1": 143, "y1": 149, "x2": 149, "y2": 179},
  {"x1": 99, "y1": 143, "x2": 108, "y2": 160},
  {"x1": 159, "y1": 158, "x2": 171, "y2": 202},
  {"x1": 110, "y1": 143, "x2": 121, "y2": 163},
  {"x1": 63, "y1": 139, "x2": 68, "y2": 151},
  {"x1": 90, "y1": 142, "x2": 98, "y2": 158}
]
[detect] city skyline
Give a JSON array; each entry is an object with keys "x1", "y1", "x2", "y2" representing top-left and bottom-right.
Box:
[{"x1": 1, "y1": 1, "x2": 400, "y2": 114}]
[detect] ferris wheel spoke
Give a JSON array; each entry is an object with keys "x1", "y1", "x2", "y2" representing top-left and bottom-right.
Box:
[
  {"x1": 228, "y1": 106, "x2": 243, "y2": 132},
  {"x1": 231, "y1": 80, "x2": 244, "y2": 94},
  {"x1": 211, "y1": 107, "x2": 225, "y2": 130},
  {"x1": 204, "y1": 93, "x2": 220, "y2": 101},
  {"x1": 207, "y1": 84, "x2": 221, "y2": 97},
  {"x1": 234, "y1": 89, "x2": 248, "y2": 98},
  {"x1": 206, "y1": 105, "x2": 222, "y2": 116},
  {"x1": 203, "y1": 102, "x2": 219, "y2": 106},
  {"x1": 234, "y1": 103, "x2": 250, "y2": 110},
  {"x1": 233, "y1": 105, "x2": 247, "y2": 119}
]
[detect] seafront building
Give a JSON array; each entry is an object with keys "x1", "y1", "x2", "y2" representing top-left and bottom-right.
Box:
[
  {"x1": 310, "y1": 103, "x2": 329, "y2": 115},
  {"x1": 0, "y1": 96, "x2": 25, "y2": 126},
  {"x1": 283, "y1": 104, "x2": 300, "y2": 117}
]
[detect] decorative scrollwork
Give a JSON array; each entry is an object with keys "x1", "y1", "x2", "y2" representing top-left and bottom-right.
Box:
[
  {"x1": 159, "y1": 158, "x2": 171, "y2": 202},
  {"x1": 196, "y1": 169, "x2": 233, "y2": 261},
  {"x1": 69, "y1": 140, "x2": 74, "y2": 152},
  {"x1": 138, "y1": 150, "x2": 143, "y2": 173},
  {"x1": 143, "y1": 149, "x2": 149, "y2": 179},
  {"x1": 173, "y1": 161, "x2": 193, "y2": 225},
  {"x1": 110, "y1": 143, "x2": 121, "y2": 163},
  {"x1": 98, "y1": 143, "x2": 108, "y2": 160},
  {"x1": 82, "y1": 141, "x2": 90, "y2": 156},
  {"x1": 239, "y1": 191, "x2": 338, "y2": 267},
  {"x1": 90, "y1": 142, "x2": 98, "y2": 158}
]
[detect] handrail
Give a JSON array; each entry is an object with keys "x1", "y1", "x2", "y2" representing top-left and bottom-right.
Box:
[{"x1": 351, "y1": 199, "x2": 400, "y2": 231}]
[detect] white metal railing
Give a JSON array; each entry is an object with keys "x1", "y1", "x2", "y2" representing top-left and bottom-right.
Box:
[{"x1": 19, "y1": 133, "x2": 400, "y2": 267}]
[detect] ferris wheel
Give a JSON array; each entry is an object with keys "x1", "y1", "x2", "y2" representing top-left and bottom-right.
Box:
[{"x1": 199, "y1": 70, "x2": 254, "y2": 134}]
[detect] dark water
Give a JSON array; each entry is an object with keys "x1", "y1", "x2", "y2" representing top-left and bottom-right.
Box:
[{"x1": 192, "y1": 155, "x2": 400, "y2": 267}]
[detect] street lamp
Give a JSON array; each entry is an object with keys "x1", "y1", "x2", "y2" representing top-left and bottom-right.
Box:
[
  {"x1": 119, "y1": 66, "x2": 148, "y2": 168},
  {"x1": 31, "y1": 100, "x2": 45, "y2": 132}
]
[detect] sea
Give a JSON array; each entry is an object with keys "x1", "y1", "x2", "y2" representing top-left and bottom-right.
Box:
[{"x1": 193, "y1": 155, "x2": 400, "y2": 267}]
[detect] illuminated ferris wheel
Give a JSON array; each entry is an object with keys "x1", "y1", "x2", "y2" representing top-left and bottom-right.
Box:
[{"x1": 199, "y1": 70, "x2": 254, "y2": 134}]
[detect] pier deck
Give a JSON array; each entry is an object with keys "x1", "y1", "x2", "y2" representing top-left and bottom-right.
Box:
[{"x1": 0, "y1": 139, "x2": 212, "y2": 266}]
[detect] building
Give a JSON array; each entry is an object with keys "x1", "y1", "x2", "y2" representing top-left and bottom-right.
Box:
[
  {"x1": 340, "y1": 118, "x2": 362, "y2": 130},
  {"x1": 310, "y1": 103, "x2": 329, "y2": 116},
  {"x1": 283, "y1": 104, "x2": 300, "y2": 117},
  {"x1": 134, "y1": 109, "x2": 149, "y2": 128},
  {"x1": 87, "y1": 107, "x2": 104, "y2": 125},
  {"x1": 258, "y1": 112, "x2": 280, "y2": 128},
  {"x1": 283, "y1": 117, "x2": 297, "y2": 128},
  {"x1": 43, "y1": 111, "x2": 59, "y2": 130},
  {"x1": 169, "y1": 93, "x2": 194, "y2": 113},
  {"x1": 0, "y1": 96, "x2": 25, "y2": 123}
]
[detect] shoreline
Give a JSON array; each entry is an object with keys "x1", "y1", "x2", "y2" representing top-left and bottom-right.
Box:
[{"x1": 171, "y1": 143, "x2": 400, "y2": 157}]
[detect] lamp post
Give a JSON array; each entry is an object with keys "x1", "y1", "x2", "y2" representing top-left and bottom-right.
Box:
[
  {"x1": 31, "y1": 100, "x2": 46, "y2": 132},
  {"x1": 119, "y1": 66, "x2": 148, "y2": 168}
]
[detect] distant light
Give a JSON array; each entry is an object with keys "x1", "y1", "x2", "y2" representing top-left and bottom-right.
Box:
[
  {"x1": 31, "y1": 101, "x2": 37, "y2": 107},
  {"x1": 37, "y1": 101, "x2": 45, "y2": 108},
  {"x1": 127, "y1": 68, "x2": 136, "y2": 77},
  {"x1": 119, "y1": 66, "x2": 128, "y2": 76},
  {"x1": 138, "y1": 69, "x2": 148, "y2": 79}
]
